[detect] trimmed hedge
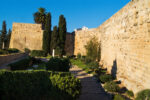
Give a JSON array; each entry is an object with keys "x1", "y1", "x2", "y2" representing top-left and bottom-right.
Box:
[
  {"x1": 0, "y1": 48, "x2": 19, "y2": 55},
  {"x1": 0, "y1": 70, "x2": 81, "y2": 100},
  {"x1": 46, "y1": 57, "x2": 70, "y2": 72},
  {"x1": 30, "y1": 50, "x2": 47, "y2": 57},
  {"x1": 99, "y1": 74, "x2": 113, "y2": 83},
  {"x1": 104, "y1": 81, "x2": 120, "y2": 92},
  {"x1": 135, "y1": 89, "x2": 150, "y2": 100}
]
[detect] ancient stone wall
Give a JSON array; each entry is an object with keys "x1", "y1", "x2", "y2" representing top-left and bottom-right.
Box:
[
  {"x1": 74, "y1": 0, "x2": 150, "y2": 94},
  {"x1": 74, "y1": 28, "x2": 100, "y2": 55},
  {"x1": 9, "y1": 23, "x2": 44, "y2": 51}
]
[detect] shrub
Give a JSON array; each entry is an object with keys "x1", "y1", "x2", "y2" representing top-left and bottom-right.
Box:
[
  {"x1": 0, "y1": 49, "x2": 9, "y2": 55},
  {"x1": 77, "y1": 53, "x2": 81, "y2": 59},
  {"x1": 8, "y1": 48, "x2": 19, "y2": 53},
  {"x1": 46, "y1": 57, "x2": 70, "y2": 72},
  {"x1": 30, "y1": 50, "x2": 47, "y2": 57},
  {"x1": 0, "y1": 70, "x2": 81, "y2": 100},
  {"x1": 114, "y1": 94, "x2": 125, "y2": 100},
  {"x1": 104, "y1": 81, "x2": 120, "y2": 92},
  {"x1": 99, "y1": 74, "x2": 113, "y2": 83},
  {"x1": 126, "y1": 90, "x2": 134, "y2": 97},
  {"x1": 24, "y1": 48, "x2": 31, "y2": 53},
  {"x1": 135, "y1": 89, "x2": 150, "y2": 100},
  {"x1": 87, "y1": 61, "x2": 99, "y2": 71},
  {"x1": 9, "y1": 57, "x2": 31, "y2": 70}
]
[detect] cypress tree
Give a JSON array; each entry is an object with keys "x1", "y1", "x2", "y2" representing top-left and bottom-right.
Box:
[
  {"x1": 51, "y1": 26, "x2": 59, "y2": 52},
  {"x1": 5, "y1": 29, "x2": 12, "y2": 49},
  {"x1": 42, "y1": 13, "x2": 51, "y2": 54},
  {"x1": 0, "y1": 21, "x2": 7, "y2": 49},
  {"x1": 58, "y1": 15, "x2": 67, "y2": 56}
]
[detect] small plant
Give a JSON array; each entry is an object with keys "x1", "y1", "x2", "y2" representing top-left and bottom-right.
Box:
[
  {"x1": 87, "y1": 61, "x2": 99, "y2": 71},
  {"x1": 99, "y1": 74, "x2": 113, "y2": 83},
  {"x1": 126, "y1": 90, "x2": 134, "y2": 97},
  {"x1": 104, "y1": 81, "x2": 120, "y2": 92},
  {"x1": 24, "y1": 48, "x2": 31, "y2": 53},
  {"x1": 77, "y1": 53, "x2": 81, "y2": 59},
  {"x1": 114, "y1": 94, "x2": 125, "y2": 100},
  {"x1": 135, "y1": 89, "x2": 150, "y2": 100}
]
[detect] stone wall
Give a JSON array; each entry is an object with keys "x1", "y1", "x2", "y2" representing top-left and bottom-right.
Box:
[
  {"x1": 74, "y1": 0, "x2": 150, "y2": 94},
  {"x1": 9, "y1": 23, "x2": 44, "y2": 51},
  {"x1": 0, "y1": 53, "x2": 27, "y2": 67},
  {"x1": 74, "y1": 28, "x2": 100, "y2": 55}
]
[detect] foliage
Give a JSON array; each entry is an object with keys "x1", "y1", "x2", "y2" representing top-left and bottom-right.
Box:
[
  {"x1": 51, "y1": 26, "x2": 59, "y2": 52},
  {"x1": 0, "y1": 70, "x2": 81, "y2": 100},
  {"x1": 5, "y1": 29, "x2": 11, "y2": 49},
  {"x1": 104, "y1": 81, "x2": 120, "y2": 92},
  {"x1": 99, "y1": 74, "x2": 113, "y2": 83},
  {"x1": 30, "y1": 50, "x2": 47, "y2": 57},
  {"x1": 87, "y1": 61, "x2": 99, "y2": 71},
  {"x1": 46, "y1": 57, "x2": 70, "y2": 72},
  {"x1": 0, "y1": 49, "x2": 9, "y2": 55},
  {"x1": 135, "y1": 89, "x2": 150, "y2": 100},
  {"x1": 0, "y1": 48, "x2": 19, "y2": 55},
  {"x1": 58, "y1": 15, "x2": 67, "y2": 56},
  {"x1": 77, "y1": 53, "x2": 81, "y2": 59},
  {"x1": 42, "y1": 13, "x2": 51, "y2": 54},
  {"x1": 9, "y1": 57, "x2": 31, "y2": 70},
  {"x1": 0, "y1": 21, "x2": 7, "y2": 49},
  {"x1": 24, "y1": 48, "x2": 31, "y2": 53},
  {"x1": 114, "y1": 94, "x2": 125, "y2": 100},
  {"x1": 125, "y1": 90, "x2": 134, "y2": 97},
  {"x1": 85, "y1": 36, "x2": 100, "y2": 61},
  {"x1": 33, "y1": 8, "x2": 46, "y2": 29}
]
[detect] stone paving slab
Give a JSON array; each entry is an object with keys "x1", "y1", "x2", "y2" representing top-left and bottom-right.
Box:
[{"x1": 70, "y1": 66, "x2": 111, "y2": 100}]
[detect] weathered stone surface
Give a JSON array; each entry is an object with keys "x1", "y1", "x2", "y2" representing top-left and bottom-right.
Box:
[
  {"x1": 74, "y1": 0, "x2": 150, "y2": 94},
  {"x1": 9, "y1": 23, "x2": 44, "y2": 51}
]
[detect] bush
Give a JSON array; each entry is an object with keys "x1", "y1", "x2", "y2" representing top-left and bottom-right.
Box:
[
  {"x1": 104, "y1": 81, "x2": 120, "y2": 92},
  {"x1": 9, "y1": 57, "x2": 31, "y2": 70},
  {"x1": 114, "y1": 94, "x2": 125, "y2": 100},
  {"x1": 87, "y1": 61, "x2": 99, "y2": 71},
  {"x1": 77, "y1": 53, "x2": 81, "y2": 59},
  {"x1": 126, "y1": 90, "x2": 134, "y2": 97},
  {"x1": 99, "y1": 74, "x2": 113, "y2": 83},
  {"x1": 0, "y1": 49, "x2": 9, "y2": 55},
  {"x1": 135, "y1": 89, "x2": 150, "y2": 100},
  {"x1": 8, "y1": 48, "x2": 19, "y2": 53},
  {"x1": 0, "y1": 70, "x2": 81, "y2": 100},
  {"x1": 24, "y1": 48, "x2": 31, "y2": 53},
  {"x1": 30, "y1": 50, "x2": 47, "y2": 57},
  {"x1": 46, "y1": 57, "x2": 70, "y2": 72}
]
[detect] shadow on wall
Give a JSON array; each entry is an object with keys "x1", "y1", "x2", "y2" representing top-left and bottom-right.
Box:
[{"x1": 111, "y1": 59, "x2": 117, "y2": 79}]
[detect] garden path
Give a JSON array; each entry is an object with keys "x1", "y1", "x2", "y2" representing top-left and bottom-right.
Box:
[{"x1": 70, "y1": 65, "x2": 111, "y2": 100}]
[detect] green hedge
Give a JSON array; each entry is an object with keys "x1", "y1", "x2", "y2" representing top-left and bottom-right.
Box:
[
  {"x1": 114, "y1": 94, "x2": 125, "y2": 100},
  {"x1": 30, "y1": 50, "x2": 47, "y2": 57},
  {"x1": 135, "y1": 89, "x2": 150, "y2": 100},
  {"x1": 46, "y1": 57, "x2": 70, "y2": 72},
  {"x1": 99, "y1": 74, "x2": 113, "y2": 83},
  {"x1": 0, "y1": 70, "x2": 81, "y2": 100},
  {"x1": 0, "y1": 48, "x2": 19, "y2": 55}
]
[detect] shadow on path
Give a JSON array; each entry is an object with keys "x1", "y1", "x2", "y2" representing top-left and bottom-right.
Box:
[{"x1": 70, "y1": 66, "x2": 112, "y2": 100}]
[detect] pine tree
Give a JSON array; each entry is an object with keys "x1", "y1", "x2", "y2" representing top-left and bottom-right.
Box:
[
  {"x1": 0, "y1": 21, "x2": 7, "y2": 49},
  {"x1": 42, "y1": 13, "x2": 51, "y2": 54},
  {"x1": 58, "y1": 15, "x2": 67, "y2": 56}
]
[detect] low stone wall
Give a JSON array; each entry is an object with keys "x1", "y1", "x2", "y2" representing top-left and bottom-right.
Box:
[{"x1": 0, "y1": 53, "x2": 27, "y2": 67}]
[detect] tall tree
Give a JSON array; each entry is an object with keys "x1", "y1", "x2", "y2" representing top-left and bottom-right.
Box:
[
  {"x1": 51, "y1": 26, "x2": 59, "y2": 52},
  {"x1": 42, "y1": 13, "x2": 51, "y2": 54},
  {"x1": 0, "y1": 21, "x2": 7, "y2": 49},
  {"x1": 58, "y1": 15, "x2": 67, "y2": 56},
  {"x1": 5, "y1": 29, "x2": 12, "y2": 49},
  {"x1": 33, "y1": 8, "x2": 46, "y2": 29}
]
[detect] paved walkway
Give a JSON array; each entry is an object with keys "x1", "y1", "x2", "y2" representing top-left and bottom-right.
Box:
[{"x1": 70, "y1": 66, "x2": 111, "y2": 100}]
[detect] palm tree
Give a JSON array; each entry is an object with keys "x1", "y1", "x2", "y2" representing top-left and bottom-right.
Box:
[{"x1": 33, "y1": 7, "x2": 46, "y2": 29}]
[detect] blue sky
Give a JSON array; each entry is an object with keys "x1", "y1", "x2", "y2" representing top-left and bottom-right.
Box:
[{"x1": 0, "y1": 0, "x2": 130, "y2": 32}]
